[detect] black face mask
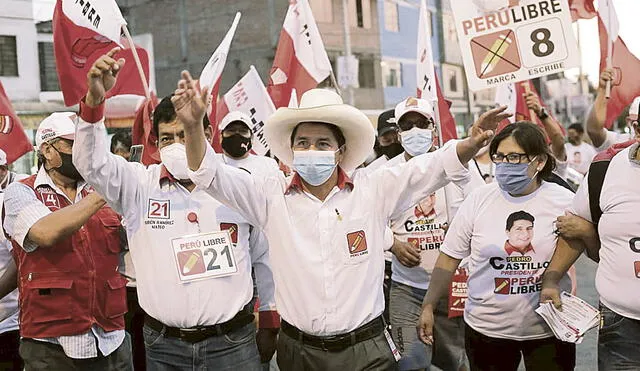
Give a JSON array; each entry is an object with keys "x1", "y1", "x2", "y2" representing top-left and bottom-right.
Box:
[
  {"x1": 53, "y1": 149, "x2": 83, "y2": 181},
  {"x1": 221, "y1": 134, "x2": 252, "y2": 158},
  {"x1": 376, "y1": 142, "x2": 404, "y2": 159}
]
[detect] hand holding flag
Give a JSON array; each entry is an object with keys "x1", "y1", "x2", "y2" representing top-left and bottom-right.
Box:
[{"x1": 86, "y1": 47, "x2": 125, "y2": 107}]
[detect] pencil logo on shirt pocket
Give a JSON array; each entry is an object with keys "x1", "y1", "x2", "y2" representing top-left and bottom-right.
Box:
[
  {"x1": 220, "y1": 223, "x2": 238, "y2": 244},
  {"x1": 347, "y1": 230, "x2": 368, "y2": 256}
]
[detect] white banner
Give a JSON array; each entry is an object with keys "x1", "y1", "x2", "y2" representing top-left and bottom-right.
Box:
[
  {"x1": 222, "y1": 66, "x2": 276, "y2": 156},
  {"x1": 450, "y1": 0, "x2": 579, "y2": 91},
  {"x1": 416, "y1": 0, "x2": 437, "y2": 102},
  {"x1": 494, "y1": 83, "x2": 516, "y2": 122},
  {"x1": 61, "y1": 0, "x2": 126, "y2": 44}
]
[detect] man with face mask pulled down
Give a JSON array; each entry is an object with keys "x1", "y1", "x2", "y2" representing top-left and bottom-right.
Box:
[
  {"x1": 175, "y1": 68, "x2": 510, "y2": 370},
  {"x1": 385, "y1": 97, "x2": 470, "y2": 371},
  {"x1": 71, "y1": 50, "x2": 279, "y2": 370},
  {"x1": 1, "y1": 113, "x2": 133, "y2": 370}
]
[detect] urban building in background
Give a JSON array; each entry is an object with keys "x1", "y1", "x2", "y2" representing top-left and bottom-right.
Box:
[{"x1": 0, "y1": 0, "x2": 601, "y2": 172}]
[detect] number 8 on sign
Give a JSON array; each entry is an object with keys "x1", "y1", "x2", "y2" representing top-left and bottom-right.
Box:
[{"x1": 516, "y1": 18, "x2": 567, "y2": 68}]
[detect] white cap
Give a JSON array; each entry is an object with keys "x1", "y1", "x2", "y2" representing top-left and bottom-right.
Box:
[
  {"x1": 0, "y1": 149, "x2": 6, "y2": 166},
  {"x1": 35, "y1": 112, "x2": 76, "y2": 149},
  {"x1": 629, "y1": 96, "x2": 640, "y2": 117},
  {"x1": 219, "y1": 111, "x2": 252, "y2": 132},
  {"x1": 394, "y1": 97, "x2": 435, "y2": 122}
]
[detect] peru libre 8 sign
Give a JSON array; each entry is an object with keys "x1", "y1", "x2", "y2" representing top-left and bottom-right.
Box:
[{"x1": 451, "y1": 0, "x2": 580, "y2": 91}]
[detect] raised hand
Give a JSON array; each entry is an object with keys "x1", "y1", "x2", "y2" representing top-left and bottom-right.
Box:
[
  {"x1": 86, "y1": 47, "x2": 125, "y2": 107},
  {"x1": 469, "y1": 106, "x2": 511, "y2": 149},
  {"x1": 524, "y1": 92, "x2": 542, "y2": 116},
  {"x1": 598, "y1": 68, "x2": 614, "y2": 91},
  {"x1": 171, "y1": 71, "x2": 211, "y2": 128}
]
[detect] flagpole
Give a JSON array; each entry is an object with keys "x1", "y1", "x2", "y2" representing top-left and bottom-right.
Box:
[
  {"x1": 122, "y1": 25, "x2": 151, "y2": 99},
  {"x1": 605, "y1": 0, "x2": 612, "y2": 99},
  {"x1": 329, "y1": 69, "x2": 343, "y2": 97}
]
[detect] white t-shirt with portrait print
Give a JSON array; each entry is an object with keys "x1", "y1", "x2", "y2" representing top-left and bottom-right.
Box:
[
  {"x1": 565, "y1": 142, "x2": 597, "y2": 175},
  {"x1": 570, "y1": 144, "x2": 640, "y2": 321},
  {"x1": 441, "y1": 181, "x2": 573, "y2": 340}
]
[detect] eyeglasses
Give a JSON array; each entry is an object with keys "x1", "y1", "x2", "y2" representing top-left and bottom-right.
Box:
[
  {"x1": 491, "y1": 152, "x2": 533, "y2": 164},
  {"x1": 398, "y1": 117, "x2": 435, "y2": 132}
]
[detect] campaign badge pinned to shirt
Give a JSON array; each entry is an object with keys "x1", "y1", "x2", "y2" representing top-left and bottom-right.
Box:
[
  {"x1": 346, "y1": 230, "x2": 368, "y2": 257},
  {"x1": 171, "y1": 231, "x2": 238, "y2": 283},
  {"x1": 220, "y1": 223, "x2": 238, "y2": 244}
]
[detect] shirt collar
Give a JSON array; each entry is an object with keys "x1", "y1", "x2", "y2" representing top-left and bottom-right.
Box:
[
  {"x1": 285, "y1": 167, "x2": 354, "y2": 194},
  {"x1": 159, "y1": 165, "x2": 177, "y2": 185},
  {"x1": 34, "y1": 166, "x2": 88, "y2": 200},
  {"x1": 504, "y1": 241, "x2": 535, "y2": 256}
]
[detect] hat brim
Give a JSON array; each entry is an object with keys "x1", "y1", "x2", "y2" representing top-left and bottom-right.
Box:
[
  {"x1": 264, "y1": 104, "x2": 375, "y2": 172},
  {"x1": 377, "y1": 126, "x2": 397, "y2": 137}
]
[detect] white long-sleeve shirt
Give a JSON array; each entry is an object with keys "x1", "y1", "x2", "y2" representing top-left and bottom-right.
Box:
[
  {"x1": 189, "y1": 140, "x2": 469, "y2": 336},
  {"x1": 72, "y1": 106, "x2": 277, "y2": 328}
]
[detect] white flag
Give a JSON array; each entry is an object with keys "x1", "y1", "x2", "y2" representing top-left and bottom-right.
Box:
[
  {"x1": 222, "y1": 66, "x2": 276, "y2": 156},
  {"x1": 61, "y1": 0, "x2": 126, "y2": 44},
  {"x1": 494, "y1": 84, "x2": 516, "y2": 123},
  {"x1": 416, "y1": 0, "x2": 437, "y2": 102},
  {"x1": 200, "y1": 12, "x2": 241, "y2": 93},
  {"x1": 599, "y1": 0, "x2": 619, "y2": 41}
]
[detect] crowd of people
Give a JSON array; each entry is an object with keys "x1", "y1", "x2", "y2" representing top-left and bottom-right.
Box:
[{"x1": 0, "y1": 49, "x2": 637, "y2": 371}]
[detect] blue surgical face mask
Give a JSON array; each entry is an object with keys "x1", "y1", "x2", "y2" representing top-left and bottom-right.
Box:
[
  {"x1": 494, "y1": 157, "x2": 539, "y2": 194},
  {"x1": 292, "y1": 150, "x2": 338, "y2": 186},
  {"x1": 400, "y1": 128, "x2": 433, "y2": 156}
]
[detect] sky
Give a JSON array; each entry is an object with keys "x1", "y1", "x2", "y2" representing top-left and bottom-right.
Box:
[{"x1": 31, "y1": 0, "x2": 640, "y2": 86}]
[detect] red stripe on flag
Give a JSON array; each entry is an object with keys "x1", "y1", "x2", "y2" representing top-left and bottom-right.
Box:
[
  {"x1": 0, "y1": 82, "x2": 33, "y2": 164},
  {"x1": 598, "y1": 16, "x2": 640, "y2": 129},
  {"x1": 267, "y1": 30, "x2": 323, "y2": 109},
  {"x1": 53, "y1": 0, "x2": 150, "y2": 106}
]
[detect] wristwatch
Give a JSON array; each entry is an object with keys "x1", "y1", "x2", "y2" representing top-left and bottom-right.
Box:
[{"x1": 537, "y1": 107, "x2": 549, "y2": 120}]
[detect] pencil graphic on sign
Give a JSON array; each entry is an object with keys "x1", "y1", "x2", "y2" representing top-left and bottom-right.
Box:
[
  {"x1": 182, "y1": 252, "x2": 200, "y2": 274},
  {"x1": 480, "y1": 34, "x2": 513, "y2": 76}
]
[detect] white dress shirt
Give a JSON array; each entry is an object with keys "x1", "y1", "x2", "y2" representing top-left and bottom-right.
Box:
[
  {"x1": 2, "y1": 169, "x2": 124, "y2": 359},
  {"x1": 190, "y1": 140, "x2": 469, "y2": 336},
  {"x1": 73, "y1": 116, "x2": 277, "y2": 328}
]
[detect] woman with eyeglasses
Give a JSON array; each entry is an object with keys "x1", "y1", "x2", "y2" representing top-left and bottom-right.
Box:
[{"x1": 417, "y1": 121, "x2": 576, "y2": 371}]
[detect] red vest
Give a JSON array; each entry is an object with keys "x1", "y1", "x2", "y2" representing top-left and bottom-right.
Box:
[{"x1": 9, "y1": 175, "x2": 127, "y2": 338}]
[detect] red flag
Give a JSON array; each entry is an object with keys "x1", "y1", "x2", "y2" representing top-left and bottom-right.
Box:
[
  {"x1": 598, "y1": 17, "x2": 640, "y2": 129},
  {"x1": 435, "y1": 77, "x2": 458, "y2": 144},
  {"x1": 131, "y1": 94, "x2": 160, "y2": 166},
  {"x1": 0, "y1": 82, "x2": 33, "y2": 164},
  {"x1": 53, "y1": 0, "x2": 150, "y2": 106},
  {"x1": 569, "y1": 0, "x2": 596, "y2": 22},
  {"x1": 267, "y1": 0, "x2": 332, "y2": 108},
  {"x1": 515, "y1": 81, "x2": 565, "y2": 136}
]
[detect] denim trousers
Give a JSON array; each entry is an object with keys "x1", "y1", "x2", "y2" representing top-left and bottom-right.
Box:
[
  {"x1": 143, "y1": 321, "x2": 261, "y2": 371},
  {"x1": 598, "y1": 302, "x2": 640, "y2": 371}
]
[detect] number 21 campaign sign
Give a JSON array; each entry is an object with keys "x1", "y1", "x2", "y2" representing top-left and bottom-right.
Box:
[{"x1": 451, "y1": 0, "x2": 579, "y2": 91}]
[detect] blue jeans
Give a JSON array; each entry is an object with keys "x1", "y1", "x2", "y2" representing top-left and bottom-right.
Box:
[
  {"x1": 143, "y1": 322, "x2": 261, "y2": 371},
  {"x1": 598, "y1": 302, "x2": 640, "y2": 371}
]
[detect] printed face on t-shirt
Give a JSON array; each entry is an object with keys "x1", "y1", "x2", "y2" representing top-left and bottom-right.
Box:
[
  {"x1": 417, "y1": 193, "x2": 436, "y2": 216},
  {"x1": 506, "y1": 220, "x2": 534, "y2": 249},
  {"x1": 573, "y1": 151, "x2": 582, "y2": 164}
]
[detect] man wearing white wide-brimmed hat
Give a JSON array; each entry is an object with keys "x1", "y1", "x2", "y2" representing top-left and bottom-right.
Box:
[{"x1": 174, "y1": 70, "x2": 509, "y2": 370}]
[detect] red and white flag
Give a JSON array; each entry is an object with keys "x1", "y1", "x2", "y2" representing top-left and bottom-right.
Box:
[
  {"x1": 416, "y1": 0, "x2": 457, "y2": 143},
  {"x1": 267, "y1": 0, "x2": 332, "y2": 108},
  {"x1": 598, "y1": 3, "x2": 640, "y2": 129},
  {"x1": 131, "y1": 94, "x2": 160, "y2": 166},
  {"x1": 215, "y1": 66, "x2": 276, "y2": 156},
  {"x1": 568, "y1": 0, "x2": 597, "y2": 22},
  {"x1": 494, "y1": 81, "x2": 564, "y2": 138},
  {"x1": 53, "y1": 0, "x2": 150, "y2": 107},
  {"x1": 0, "y1": 82, "x2": 33, "y2": 164},
  {"x1": 200, "y1": 12, "x2": 241, "y2": 122}
]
